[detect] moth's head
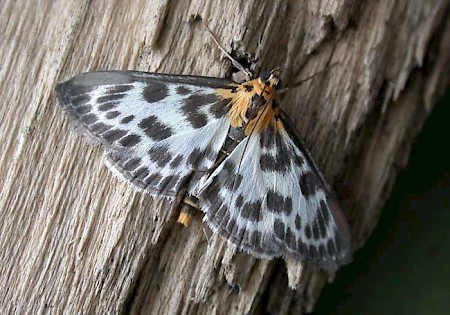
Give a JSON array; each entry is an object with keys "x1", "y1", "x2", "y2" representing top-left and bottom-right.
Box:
[{"x1": 259, "y1": 67, "x2": 282, "y2": 89}]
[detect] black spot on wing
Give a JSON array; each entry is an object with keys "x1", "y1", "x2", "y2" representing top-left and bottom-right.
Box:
[
  {"x1": 240, "y1": 200, "x2": 262, "y2": 222},
  {"x1": 259, "y1": 153, "x2": 290, "y2": 173},
  {"x1": 120, "y1": 115, "x2": 135, "y2": 124},
  {"x1": 304, "y1": 224, "x2": 312, "y2": 240},
  {"x1": 75, "y1": 104, "x2": 92, "y2": 115},
  {"x1": 320, "y1": 199, "x2": 330, "y2": 226},
  {"x1": 308, "y1": 244, "x2": 318, "y2": 260},
  {"x1": 138, "y1": 115, "x2": 173, "y2": 141},
  {"x1": 259, "y1": 122, "x2": 308, "y2": 176},
  {"x1": 234, "y1": 228, "x2": 245, "y2": 243},
  {"x1": 158, "y1": 175, "x2": 180, "y2": 191},
  {"x1": 316, "y1": 201, "x2": 329, "y2": 238},
  {"x1": 250, "y1": 230, "x2": 262, "y2": 247},
  {"x1": 142, "y1": 81, "x2": 168, "y2": 103},
  {"x1": 204, "y1": 176, "x2": 221, "y2": 197},
  {"x1": 225, "y1": 174, "x2": 243, "y2": 191},
  {"x1": 225, "y1": 217, "x2": 236, "y2": 235},
  {"x1": 186, "y1": 93, "x2": 218, "y2": 107},
  {"x1": 259, "y1": 124, "x2": 279, "y2": 149},
  {"x1": 103, "y1": 129, "x2": 127, "y2": 142},
  {"x1": 297, "y1": 239, "x2": 306, "y2": 254},
  {"x1": 145, "y1": 173, "x2": 163, "y2": 186},
  {"x1": 70, "y1": 93, "x2": 91, "y2": 105},
  {"x1": 94, "y1": 88, "x2": 126, "y2": 113},
  {"x1": 295, "y1": 214, "x2": 302, "y2": 230},
  {"x1": 274, "y1": 219, "x2": 285, "y2": 239},
  {"x1": 204, "y1": 145, "x2": 216, "y2": 162},
  {"x1": 312, "y1": 220, "x2": 321, "y2": 240},
  {"x1": 299, "y1": 171, "x2": 320, "y2": 198},
  {"x1": 209, "y1": 98, "x2": 231, "y2": 118},
  {"x1": 169, "y1": 154, "x2": 183, "y2": 168},
  {"x1": 228, "y1": 126, "x2": 246, "y2": 142},
  {"x1": 221, "y1": 160, "x2": 236, "y2": 180},
  {"x1": 119, "y1": 134, "x2": 141, "y2": 147},
  {"x1": 90, "y1": 122, "x2": 112, "y2": 134},
  {"x1": 106, "y1": 111, "x2": 120, "y2": 119},
  {"x1": 80, "y1": 113, "x2": 98, "y2": 125},
  {"x1": 235, "y1": 194, "x2": 244, "y2": 208},
  {"x1": 318, "y1": 244, "x2": 326, "y2": 257},
  {"x1": 98, "y1": 102, "x2": 118, "y2": 112},
  {"x1": 266, "y1": 190, "x2": 293, "y2": 215},
  {"x1": 123, "y1": 157, "x2": 141, "y2": 171},
  {"x1": 149, "y1": 145, "x2": 172, "y2": 167},
  {"x1": 213, "y1": 206, "x2": 227, "y2": 221},
  {"x1": 97, "y1": 93, "x2": 126, "y2": 104},
  {"x1": 107, "y1": 84, "x2": 133, "y2": 94},
  {"x1": 326, "y1": 238, "x2": 336, "y2": 255},
  {"x1": 291, "y1": 147, "x2": 305, "y2": 168},
  {"x1": 176, "y1": 86, "x2": 190, "y2": 95},
  {"x1": 186, "y1": 148, "x2": 202, "y2": 167},
  {"x1": 259, "y1": 153, "x2": 276, "y2": 170},
  {"x1": 286, "y1": 227, "x2": 296, "y2": 249},
  {"x1": 221, "y1": 209, "x2": 230, "y2": 227},
  {"x1": 182, "y1": 94, "x2": 218, "y2": 128},
  {"x1": 259, "y1": 126, "x2": 296, "y2": 174},
  {"x1": 134, "y1": 167, "x2": 149, "y2": 180}
]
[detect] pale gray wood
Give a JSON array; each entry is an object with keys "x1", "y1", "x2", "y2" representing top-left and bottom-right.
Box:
[{"x1": 0, "y1": 0, "x2": 449, "y2": 314}]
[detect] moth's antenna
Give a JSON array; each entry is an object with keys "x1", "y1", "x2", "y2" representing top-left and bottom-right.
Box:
[
  {"x1": 278, "y1": 62, "x2": 340, "y2": 95},
  {"x1": 200, "y1": 20, "x2": 253, "y2": 80}
]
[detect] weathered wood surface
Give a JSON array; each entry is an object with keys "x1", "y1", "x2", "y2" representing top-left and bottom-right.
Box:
[{"x1": 0, "y1": 0, "x2": 449, "y2": 314}]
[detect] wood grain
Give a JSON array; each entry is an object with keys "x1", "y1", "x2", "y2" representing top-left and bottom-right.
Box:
[{"x1": 1, "y1": 0, "x2": 449, "y2": 314}]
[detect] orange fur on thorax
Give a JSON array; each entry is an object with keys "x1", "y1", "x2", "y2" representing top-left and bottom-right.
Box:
[{"x1": 215, "y1": 79, "x2": 279, "y2": 135}]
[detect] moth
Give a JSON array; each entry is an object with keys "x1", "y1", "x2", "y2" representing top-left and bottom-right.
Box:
[{"x1": 56, "y1": 67, "x2": 352, "y2": 269}]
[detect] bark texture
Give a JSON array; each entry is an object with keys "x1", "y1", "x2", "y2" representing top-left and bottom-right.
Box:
[{"x1": 1, "y1": 0, "x2": 449, "y2": 314}]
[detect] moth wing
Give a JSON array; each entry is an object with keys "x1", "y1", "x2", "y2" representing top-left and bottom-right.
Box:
[
  {"x1": 196, "y1": 112, "x2": 351, "y2": 269},
  {"x1": 56, "y1": 70, "x2": 234, "y2": 197}
]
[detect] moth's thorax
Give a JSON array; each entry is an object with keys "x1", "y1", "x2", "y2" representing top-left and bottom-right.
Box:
[{"x1": 215, "y1": 76, "x2": 281, "y2": 135}]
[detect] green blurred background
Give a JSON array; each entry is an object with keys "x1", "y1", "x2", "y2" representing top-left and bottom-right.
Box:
[{"x1": 316, "y1": 90, "x2": 450, "y2": 315}]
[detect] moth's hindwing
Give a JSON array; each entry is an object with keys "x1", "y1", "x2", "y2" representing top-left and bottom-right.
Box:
[
  {"x1": 196, "y1": 111, "x2": 351, "y2": 269},
  {"x1": 56, "y1": 71, "x2": 235, "y2": 197}
]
